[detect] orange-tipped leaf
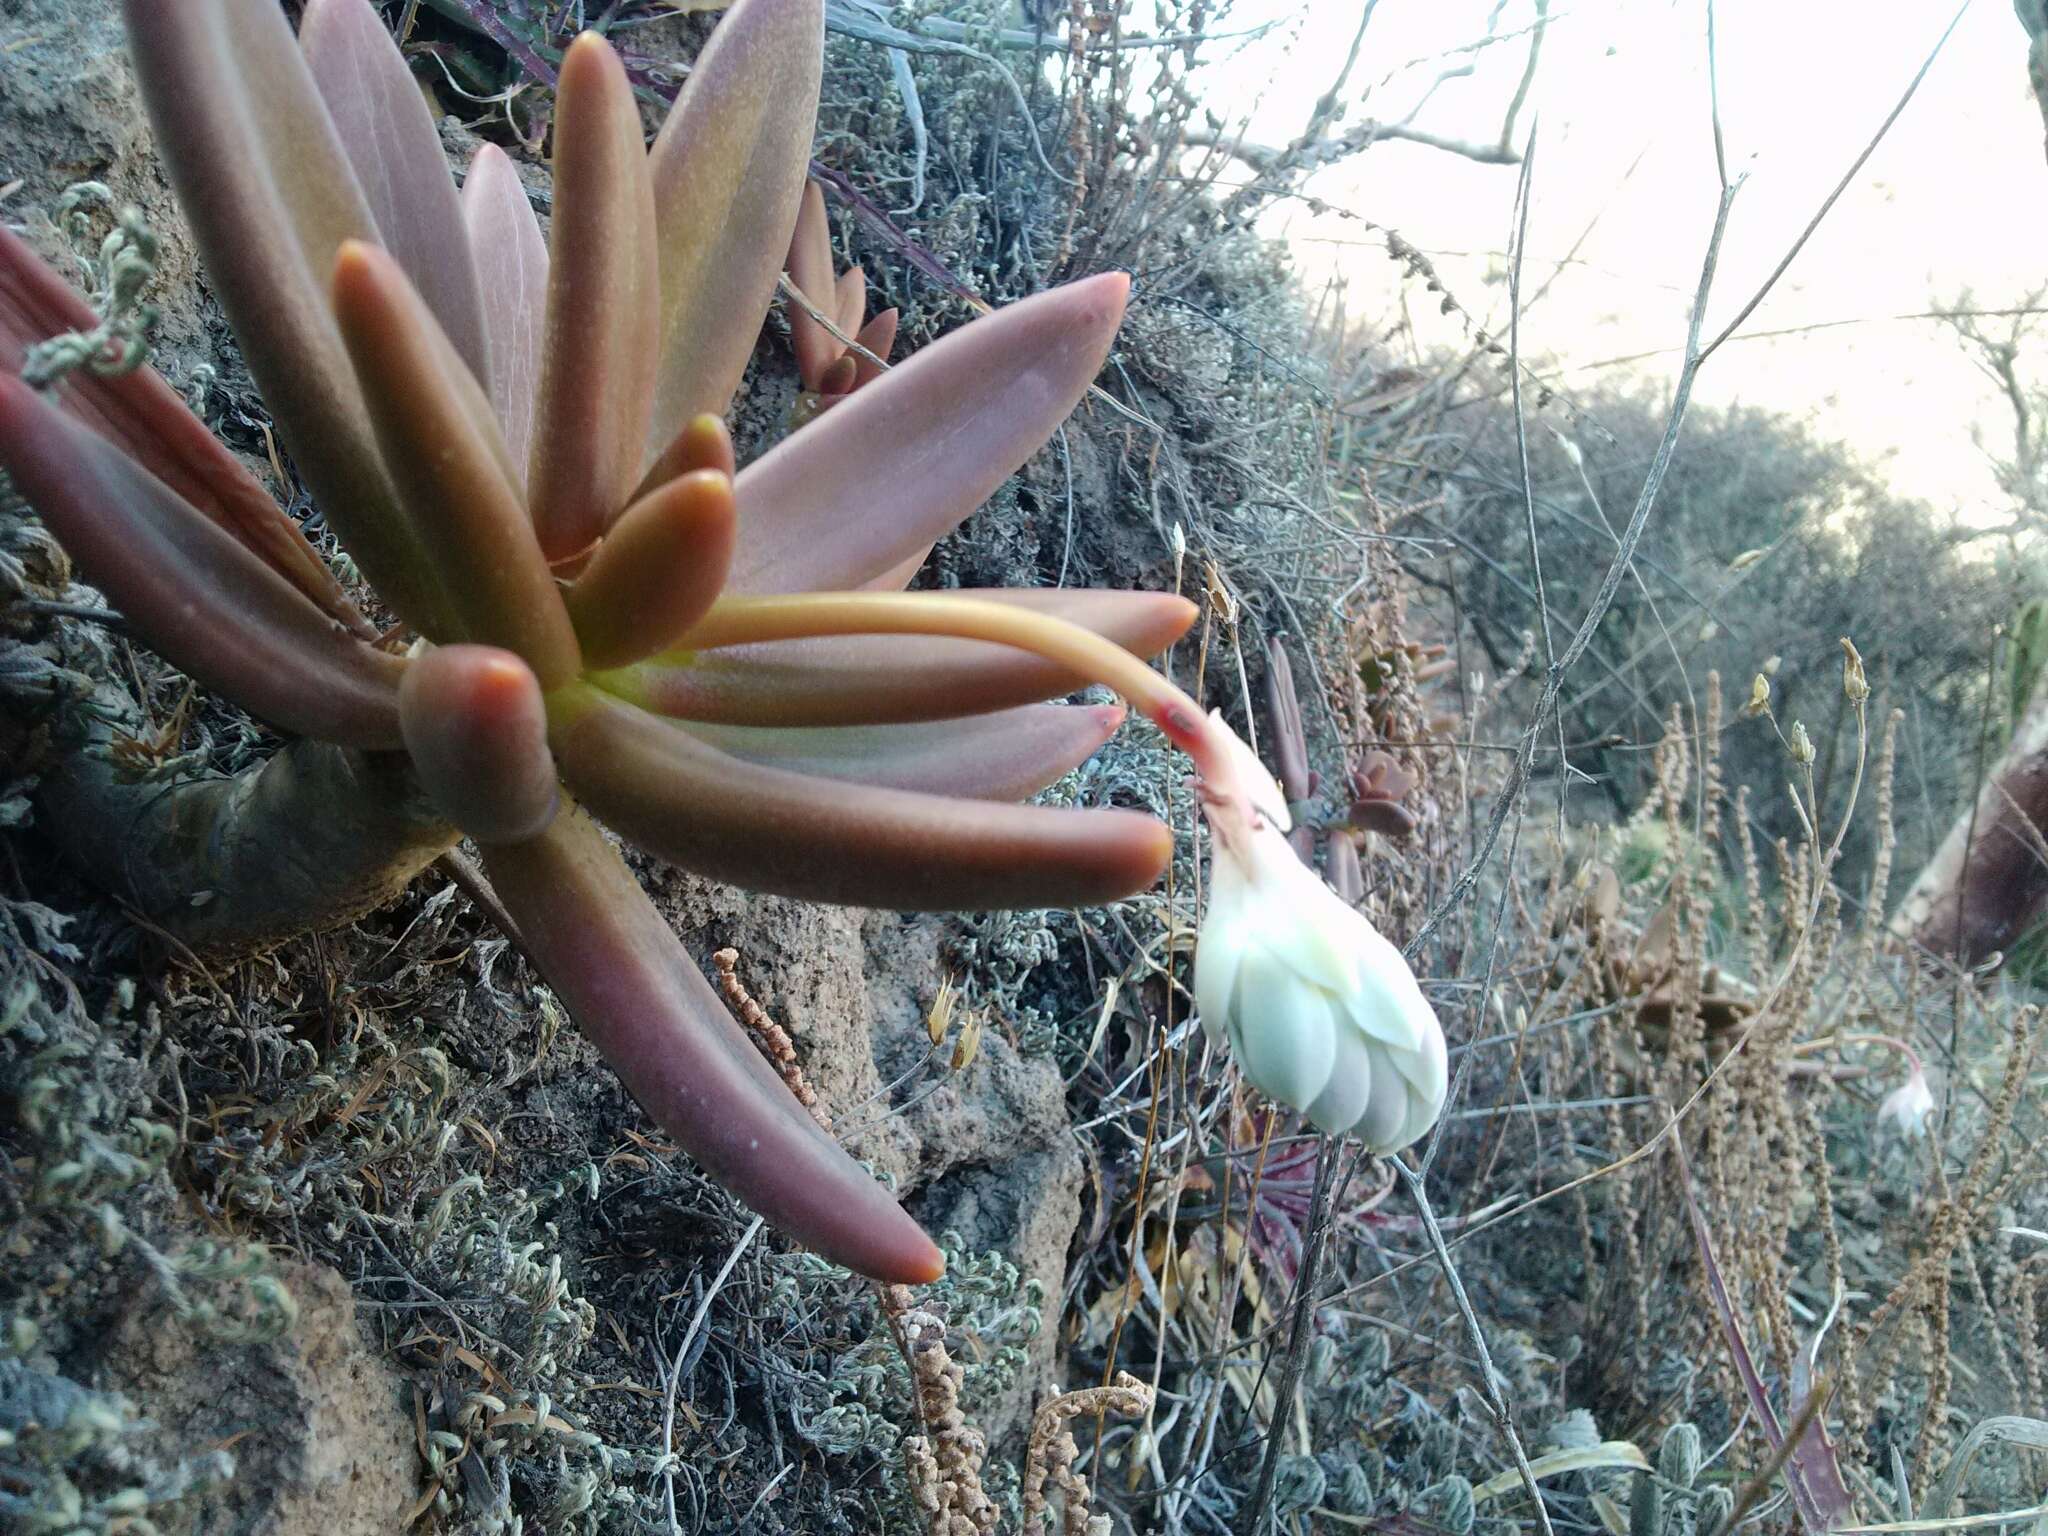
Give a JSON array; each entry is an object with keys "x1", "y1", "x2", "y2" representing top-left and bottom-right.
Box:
[
  {"x1": 565, "y1": 469, "x2": 736, "y2": 671},
  {"x1": 331, "y1": 241, "x2": 581, "y2": 685},
  {"x1": 399, "y1": 646, "x2": 559, "y2": 843}
]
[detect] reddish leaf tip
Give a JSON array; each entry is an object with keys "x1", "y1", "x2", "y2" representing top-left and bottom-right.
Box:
[{"x1": 399, "y1": 644, "x2": 559, "y2": 844}]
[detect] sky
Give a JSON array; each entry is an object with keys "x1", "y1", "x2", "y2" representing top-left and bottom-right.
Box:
[{"x1": 1196, "y1": 0, "x2": 2048, "y2": 526}]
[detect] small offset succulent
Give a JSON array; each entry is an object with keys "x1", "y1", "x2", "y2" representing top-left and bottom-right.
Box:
[
  {"x1": 0, "y1": 0, "x2": 1200, "y2": 1283},
  {"x1": 783, "y1": 178, "x2": 897, "y2": 409}
]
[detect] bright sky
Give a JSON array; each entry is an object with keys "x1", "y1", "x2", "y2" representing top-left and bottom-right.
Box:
[{"x1": 1204, "y1": 0, "x2": 2048, "y2": 525}]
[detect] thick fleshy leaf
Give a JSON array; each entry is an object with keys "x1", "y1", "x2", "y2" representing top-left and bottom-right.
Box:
[
  {"x1": 552, "y1": 690, "x2": 1172, "y2": 909},
  {"x1": 833, "y1": 268, "x2": 866, "y2": 336},
  {"x1": 726, "y1": 273, "x2": 1128, "y2": 595},
  {"x1": 785, "y1": 179, "x2": 838, "y2": 391},
  {"x1": 331, "y1": 241, "x2": 581, "y2": 685},
  {"x1": 0, "y1": 373, "x2": 403, "y2": 748},
  {"x1": 120, "y1": 0, "x2": 450, "y2": 633},
  {"x1": 399, "y1": 645, "x2": 558, "y2": 843},
  {"x1": 300, "y1": 0, "x2": 488, "y2": 381},
  {"x1": 601, "y1": 589, "x2": 1195, "y2": 726},
  {"x1": 681, "y1": 702, "x2": 1123, "y2": 800},
  {"x1": 0, "y1": 226, "x2": 363, "y2": 630},
  {"x1": 851, "y1": 306, "x2": 897, "y2": 389},
  {"x1": 482, "y1": 806, "x2": 945, "y2": 1283},
  {"x1": 565, "y1": 469, "x2": 735, "y2": 671},
  {"x1": 862, "y1": 544, "x2": 926, "y2": 591},
  {"x1": 644, "y1": 0, "x2": 823, "y2": 468},
  {"x1": 460, "y1": 147, "x2": 549, "y2": 473},
  {"x1": 528, "y1": 32, "x2": 659, "y2": 561},
  {"x1": 663, "y1": 412, "x2": 737, "y2": 481}
]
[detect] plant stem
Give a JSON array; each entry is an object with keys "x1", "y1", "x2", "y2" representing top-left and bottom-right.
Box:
[
  {"x1": 1788, "y1": 1031, "x2": 1928, "y2": 1078},
  {"x1": 675, "y1": 591, "x2": 1227, "y2": 779},
  {"x1": 38, "y1": 681, "x2": 453, "y2": 953},
  {"x1": 1239, "y1": 1134, "x2": 1339, "y2": 1535}
]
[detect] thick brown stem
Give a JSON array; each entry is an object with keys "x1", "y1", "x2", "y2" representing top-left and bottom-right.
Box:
[{"x1": 36, "y1": 682, "x2": 454, "y2": 954}]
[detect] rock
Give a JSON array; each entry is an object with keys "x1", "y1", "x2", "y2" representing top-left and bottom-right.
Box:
[
  {"x1": 94, "y1": 1261, "x2": 420, "y2": 1536},
  {"x1": 651, "y1": 871, "x2": 1084, "y2": 1444},
  {"x1": 0, "y1": 0, "x2": 214, "y2": 381}
]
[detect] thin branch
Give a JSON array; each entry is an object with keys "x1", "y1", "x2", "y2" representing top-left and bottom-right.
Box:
[
  {"x1": 1238, "y1": 1137, "x2": 1343, "y2": 1535},
  {"x1": 1397, "y1": 1160, "x2": 1556, "y2": 1536},
  {"x1": 1698, "y1": 0, "x2": 1973, "y2": 362},
  {"x1": 660, "y1": 1216, "x2": 764, "y2": 1535},
  {"x1": 1407, "y1": 164, "x2": 1742, "y2": 959}
]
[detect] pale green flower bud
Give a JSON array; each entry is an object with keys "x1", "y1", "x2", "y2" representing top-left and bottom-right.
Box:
[{"x1": 1192, "y1": 714, "x2": 1448, "y2": 1151}]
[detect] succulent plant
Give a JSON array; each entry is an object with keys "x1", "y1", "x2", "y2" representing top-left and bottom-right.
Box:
[
  {"x1": 0, "y1": 0, "x2": 1204, "y2": 1283},
  {"x1": 0, "y1": 0, "x2": 1452, "y2": 1285},
  {"x1": 784, "y1": 178, "x2": 897, "y2": 408}
]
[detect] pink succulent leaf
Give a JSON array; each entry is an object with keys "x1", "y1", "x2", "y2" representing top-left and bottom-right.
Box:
[
  {"x1": 330, "y1": 242, "x2": 580, "y2": 686},
  {"x1": 1347, "y1": 800, "x2": 1419, "y2": 838},
  {"x1": 553, "y1": 691, "x2": 1171, "y2": 910},
  {"x1": 1263, "y1": 636, "x2": 1312, "y2": 804},
  {"x1": 645, "y1": 0, "x2": 824, "y2": 463},
  {"x1": 398, "y1": 646, "x2": 559, "y2": 844},
  {"x1": 726, "y1": 272, "x2": 1130, "y2": 595},
  {"x1": 785, "y1": 179, "x2": 839, "y2": 392},
  {"x1": 459, "y1": 147, "x2": 549, "y2": 472},
  {"x1": 0, "y1": 226, "x2": 364, "y2": 630},
  {"x1": 528, "y1": 33, "x2": 660, "y2": 562},
  {"x1": 833, "y1": 267, "x2": 867, "y2": 337},
  {"x1": 300, "y1": 0, "x2": 489, "y2": 382},
  {"x1": 678, "y1": 702, "x2": 1124, "y2": 801},
  {"x1": 120, "y1": 0, "x2": 451, "y2": 634},
  {"x1": 481, "y1": 807, "x2": 945, "y2": 1284},
  {"x1": 1351, "y1": 750, "x2": 1415, "y2": 803},
  {"x1": 0, "y1": 373, "x2": 404, "y2": 749},
  {"x1": 851, "y1": 306, "x2": 897, "y2": 390},
  {"x1": 611, "y1": 588, "x2": 1195, "y2": 727},
  {"x1": 861, "y1": 544, "x2": 928, "y2": 592}
]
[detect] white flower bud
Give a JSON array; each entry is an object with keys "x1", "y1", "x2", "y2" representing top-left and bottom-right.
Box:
[
  {"x1": 1192, "y1": 714, "x2": 1448, "y2": 1151},
  {"x1": 1876, "y1": 1068, "x2": 1935, "y2": 1139}
]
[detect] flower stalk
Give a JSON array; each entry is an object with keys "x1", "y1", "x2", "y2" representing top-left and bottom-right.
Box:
[{"x1": 624, "y1": 589, "x2": 1228, "y2": 776}]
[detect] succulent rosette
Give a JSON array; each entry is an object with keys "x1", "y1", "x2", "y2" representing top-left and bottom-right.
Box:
[{"x1": 0, "y1": 0, "x2": 1197, "y2": 1283}]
